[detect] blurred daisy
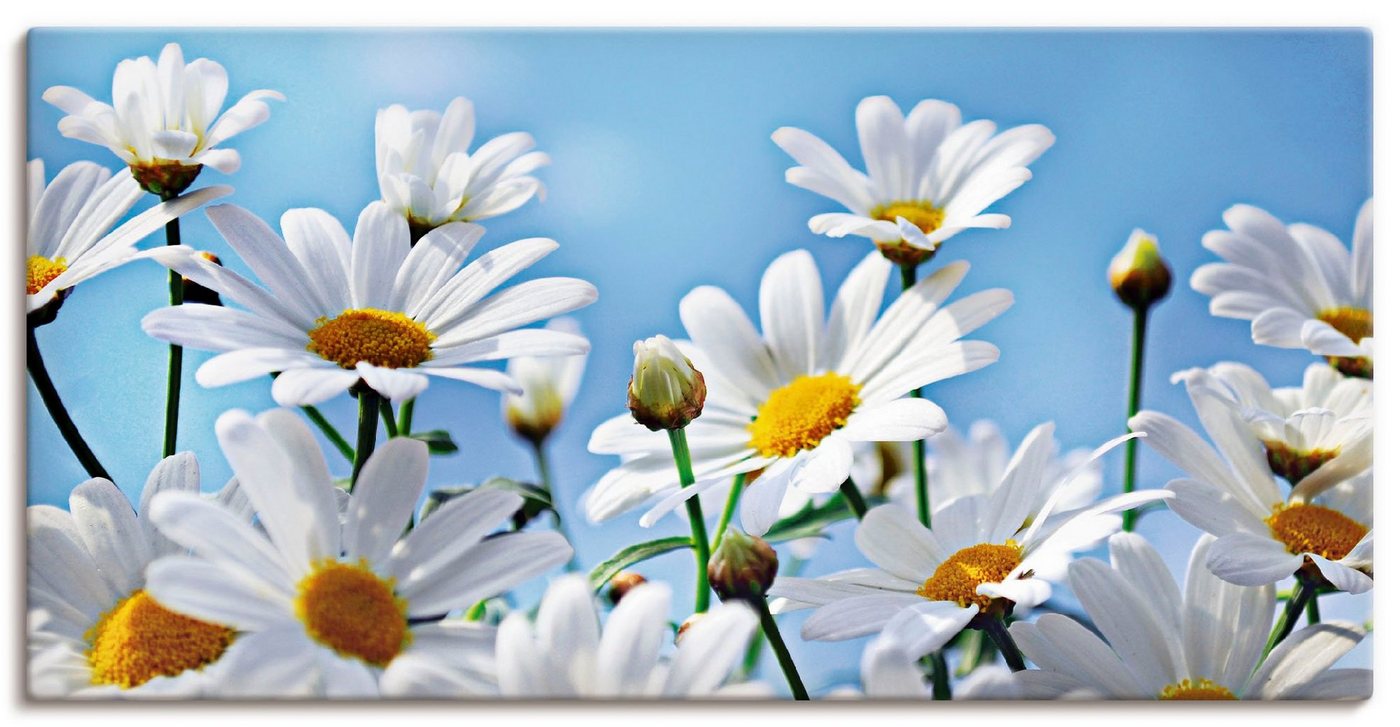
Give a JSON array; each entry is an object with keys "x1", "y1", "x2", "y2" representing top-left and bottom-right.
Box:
[
  {"x1": 767, "y1": 429, "x2": 1161, "y2": 660},
  {"x1": 145, "y1": 409, "x2": 572, "y2": 697},
  {"x1": 1009, "y1": 532, "x2": 1371, "y2": 700},
  {"x1": 142, "y1": 202, "x2": 595, "y2": 406},
  {"x1": 773, "y1": 95, "x2": 1054, "y2": 265},
  {"x1": 43, "y1": 42, "x2": 283, "y2": 195},
  {"x1": 1131, "y1": 395, "x2": 1373, "y2": 594},
  {"x1": 27, "y1": 454, "x2": 244, "y2": 697},
  {"x1": 502, "y1": 317, "x2": 588, "y2": 444},
  {"x1": 1191, "y1": 200, "x2": 1373, "y2": 378},
  {"x1": 496, "y1": 574, "x2": 759, "y2": 698},
  {"x1": 585, "y1": 249, "x2": 1012, "y2": 534},
  {"x1": 376, "y1": 97, "x2": 548, "y2": 239},
  {"x1": 25, "y1": 159, "x2": 228, "y2": 319}
]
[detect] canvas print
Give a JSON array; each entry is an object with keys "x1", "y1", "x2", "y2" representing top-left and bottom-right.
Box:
[{"x1": 24, "y1": 29, "x2": 1372, "y2": 700}]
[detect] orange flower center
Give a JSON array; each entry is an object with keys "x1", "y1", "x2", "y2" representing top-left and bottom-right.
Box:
[
  {"x1": 1265, "y1": 503, "x2": 1367, "y2": 561},
  {"x1": 86, "y1": 589, "x2": 234, "y2": 688},
  {"x1": 26, "y1": 255, "x2": 68, "y2": 295},
  {"x1": 747, "y1": 373, "x2": 861, "y2": 458},
  {"x1": 307, "y1": 308, "x2": 436, "y2": 369},
  {"x1": 916, "y1": 541, "x2": 1022, "y2": 611}
]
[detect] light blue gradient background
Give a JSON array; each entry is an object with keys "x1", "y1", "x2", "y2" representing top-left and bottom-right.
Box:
[{"x1": 27, "y1": 29, "x2": 1371, "y2": 692}]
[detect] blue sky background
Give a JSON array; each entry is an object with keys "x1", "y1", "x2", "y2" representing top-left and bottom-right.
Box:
[{"x1": 27, "y1": 29, "x2": 1371, "y2": 692}]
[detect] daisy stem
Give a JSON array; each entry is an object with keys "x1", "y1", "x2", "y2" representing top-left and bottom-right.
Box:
[
  {"x1": 929, "y1": 650, "x2": 952, "y2": 700},
  {"x1": 983, "y1": 616, "x2": 1027, "y2": 672},
  {"x1": 299, "y1": 405, "x2": 355, "y2": 462},
  {"x1": 161, "y1": 216, "x2": 185, "y2": 459},
  {"x1": 839, "y1": 477, "x2": 869, "y2": 518},
  {"x1": 26, "y1": 326, "x2": 111, "y2": 480},
  {"x1": 1307, "y1": 593, "x2": 1321, "y2": 625},
  {"x1": 756, "y1": 599, "x2": 809, "y2": 700},
  {"x1": 1121, "y1": 304, "x2": 1148, "y2": 532},
  {"x1": 1263, "y1": 578, "x2": 1317, "y2": 658},
  {"x1": 379, "y1": 398, "x2": 399, "y2": 437},
  {"x1": 351, "y1": 389, "x2": 381, "y2": 490},
  {"x1": 398, "y1": 397, "x2": 416, "y2": 434},
  {"x1": 900, "y1": 263, "x2": 934, "y2": 529},
  {"x1": 531, "y1": 439, "x2": 580, "y2": 572},
  {"x1": 667, "y1": 428, "x2": 711, "y2": 613},
  {"x1": 710, "y1": 472, "x2": 747, "y2": 552}
]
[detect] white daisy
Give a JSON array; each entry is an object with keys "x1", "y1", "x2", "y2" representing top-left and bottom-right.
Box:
[
  {"x1": 584, "y1": 249, "x2": 1013, "y2": 534},
  {"x1": 141, "y1": 201, "x2": 596, "y2": 406},
  {"x1": 857, "y1": 635, "x2": 1023, "y2": 700},
  {"x1": 27, "y1": 454, "x2": 246, "y2": 697},
  {"x1": 767, "y1": 428, "x2": 1162, "y2": 660},
  {"x1": 1191, "y1": 199, "x2": 1373, "y2": 378},
  {"x1": 1130, "y1": 394, "x2": 1373, "y2": 594},
  {"x1": 773, "y1": 95, "x2": 1054, "y2": 265},
  {"x1": 1009, "y1": 532, "x2": 1371, "y2": 700},
  {"x1": 25, "y1": 159, "x2": 228, "y2": 317},
  {"x1": 42, "y1": 42, "x2": 283, "y2": 192},
  {"x1": 495, "y1": 574, "x2": 759, "y2": 698},
  {"x1": 376, "y1": 97, "x2": 548, "y2": 238},
  {"x1": 502, "y1": 317, "x2": 588, "y2": 444},
  {"x1": 143, "y1": 409, "x2": 572, "y2": 697}
]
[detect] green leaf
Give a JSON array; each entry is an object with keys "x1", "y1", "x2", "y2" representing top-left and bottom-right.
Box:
[
  {"x1": 588, "y1": 536, "x2": 694, "y2": 591},
  {"x1": 408, "y1": 429, "x2": 458, "y2": 455},
  {"x1": 764, "y1": 494, "x2": 879, "y2": 543}
]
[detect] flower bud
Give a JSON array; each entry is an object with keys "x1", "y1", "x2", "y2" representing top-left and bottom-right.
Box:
[
  {"x1": 606, "y1": 571, "x2": 647, "y2": 606},
  {"x1": 1108, "y1": 230, "x2": 1172, "y2": 309},
  {"x1": 708, "y1": 528, "x2": 779, "y2": 604},
  {"x1": 503, "y1": 319, "x2": 585, "y2": 445},
  {"x1": 182, "y1": 251, "x2": 224, "y2": 306},
  {"x1": 627, "y1": 335, "x2": 706, "y2": 431}
]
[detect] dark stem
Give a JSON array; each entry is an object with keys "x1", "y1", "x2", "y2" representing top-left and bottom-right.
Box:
[
  {"x1": 1122, "y1": 305, "x2": 1148, "y2": 531},
  {"x1": 1263, "y1": 578, "x2": 1318, "y2": 658},
  {"x1": 162, "y1": 216, "x2": 185, "y2": 458},
  {"x1": 397, "y1": 396, "x2": 416, "y2": 435},
  {"x1": 667, "y1": 428, "x2": 711, "y2": 613},
  {"x1": 1307, "y1": 592, "x2": 1321, "y2": 625},
  {"x1": 756, "y1": 600, "x2": 809, "y2": 700},
  {"x1": 27, "y1": 326, "x2": 111, "y2": 480},
  {"x1": 839, "y1": 478, "x2": 869, "y2": 519},
  {"x1": 351, "y1": 389, "x2": 381, "y2": 490},
  {"x1": 900, "y1": 262, "x2": 933, "y2": 528},
  {"x1": 532, "y1": 439, "x2": 579, "y2": 572},
  {"x1": 982, "y1": 616, "x2": 1027, "y2": 672},
  {"x1": 930, "y1": 649, "x2": 951, "y2": 700},
  {"x1": 709, "y1": 472, "x2": 746, "y2": 552},
  {"x1": 378, "y1": 397, "x2": 399, "y2": 437},
  {"x1": 300, "y1": 405, "x2": 355, "y2": 463}
]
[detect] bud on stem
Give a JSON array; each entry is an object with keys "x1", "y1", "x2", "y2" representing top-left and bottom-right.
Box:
[
  {"x1": 628, "y1": 335, "x2": 706, "y2": 431},
  {"x1": 708, "y1": 528, "x2": 779, "y2": 604},
  {"x1": 1108, "y1": 230, "x2": 1172, "y2": 310}
]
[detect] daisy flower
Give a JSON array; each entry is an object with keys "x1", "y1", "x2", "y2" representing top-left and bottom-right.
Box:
[
  {"x1": 27, "y1": 453, "x2": 245, "y2": 697},
  {"x1": 502, "y1": 317, "x2": 588, "y2": 444},
  {"x1": 376, "y1": 97, "x2": 548, "y2": 239},
  {"x1": 496, "y1": 574, "x2": 759, "y2": 698},
  {"x1": 25, "y1": 159, "x2": 228, "y2": 319},
  {"x1": 42, "y1": 42, "x2": 283, "y2": 195},
  {"x1": 584, "y1": 249, "x2": 1013, "y2": 534},
  {"x1": 772, "y1": 95, "x2": 1054, "y2": 266},
  {"x1": 1008, "y1": 532, "x2": 1371, "y2": 700},
  {"x1": 143, "y1": 409, "x2": 572, "y2": 697},
  {"x1": 1191, "y1": 200, "x2": 1373, "y2": 378},
  {"x1": 766, "y1": 428, "x2": 1163, "y2": 660},
  {"x1": 141, "y1": 201, "x2": 596, "y2": 406},
  {"x1": 1130, "y1": 389, "x2": 1373, "y2": 594}
]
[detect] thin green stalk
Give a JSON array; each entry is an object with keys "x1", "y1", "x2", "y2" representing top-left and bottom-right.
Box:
[
  {"x1": 532, "y1": 439, "x2": 579, "y2": 572},
  {"x1": 379, "y1": 397, "x2": 398, "y2": 437},
  {"x1": 667, "y1": 428, "x2": 711, "y2": 613},
  {"x1": 300, "y1": 405, "x2": 355, "y2": 463},
  {"x1": 983, "y1": 617, "x2": 1027, "y2": 672},
  {"x1": 398, "y1": 396, "x2": 416, "y2": 434},
  {"x1": 839, "y1": 477, "x2": 869, "y2": 519},
  {"x1": 710, "y1": 472, "x2": 746, "y2": 552},
  {"x1": 1122, "y1": 305, "x2": 1148, "y2": 531},
  {"x1": 899, "y1": 263, "x2": 933, "y2": 528},
  {"x1": 756, "y1": 600, "x2": 809, "y2": 700},
  {"x1": 739, "y1": 628, "x2": 764, "y2": 679},
  {"x1": 930, "y1": 650, "x2": 951, "y2": 700},
  {"x1": 162, "y1": 216, "x2": 184, "y2": 458},
  {"x1": 1307, "y1": 593, "x2": 1321, "y2": 625},
  {"x1": 1263, "y1": 579, "x2": 1317, "y2": 659},
  {"x1": 351, "y1": 389, "x2": 381, "y2": 490},
  {"x1": 27, "y1": 326, "x2": 111, "y2": 480}
]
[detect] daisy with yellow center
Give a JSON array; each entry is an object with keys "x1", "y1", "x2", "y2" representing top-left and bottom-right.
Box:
[
  {"x1": 502, "y1": 317, "x2": 588, "y2": 445},
  {"x1": 585, "y1": 249, "x2": 1014, "y2": 535},
  {"x1": 1007, "y1": 533, "x2": 1371, "y2": 700},
  {"x1": 1191, "y1": 199, "x2": 1374, "y2": 378},
  {"x1": 27, "y1": 454, "x2": 246, "y2": 697},
  {"x1": 772, "y1": 95, "x2": 1054, "y2": 263},
  {"x1": 142, "y1": 409, "x2": 573, "y2": 697},
  {"x1": 141, "y1": 201, "x2": 596, "y2": 407},
  {"x1": 768, "y1": 425, "x2": 1164, "y2": 661}
]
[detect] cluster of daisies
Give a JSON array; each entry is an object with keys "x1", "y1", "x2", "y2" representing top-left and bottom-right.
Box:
[{"x1": 26, "y1": 43, "x2": 1371, "y2": 701}]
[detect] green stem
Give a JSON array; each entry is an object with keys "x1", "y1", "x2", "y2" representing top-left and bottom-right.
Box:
[
  {"x1": 1263, "y1": 579, "x2": 1317, "y2": 659},
  {"x1": 27, "y1": 326, "x2": 111, "y2": 480},
  {"x1": 300, "y1": 405, "x2": 355, "y2": 463},
  {"x1": 162, "y1": 216, "x2": 184, "y2": 458},
  {"x1": 900, "y1": 262, "x2": 933, "y2": 528},
  {"x1": 930, "y1": 650, "x2": 951, "y2": 700},
  {"x1": 351, "y1": 389, "x2": 381, "y2": 491},
  {"x1": 667, "y1": 428, "x2": 711, "y2": 613},
  {"x1": 398, "y1": 396, "x2": 416, "y2": 434},
  {"x1": 839, "y1": 478, "x2": 869, "y2": 519},
  {"x1": 756, "y1": 600, "x2": 809, "y2": 700},
  {"x1": 710, "y1": 472, "x2": 746, "y2": 552},
  {"x1": 1307, "y1": 593, "x2": 1321, "y2": 625},
  {"x1": 1122, "y1": 304, "x2": 1148, "y2": 532},
  {"x1": 379, "y1": 397, "x2": 398, "y2": 437},
  {"x1": 739, "y1": 628, "x2": 764, "y2": 680},
  {"x1": 532, "y1": 439, "x2": 579, "y2": 572},
  {"x1": 983, "y1": 616, "x2": 1027, "y2": 672}
]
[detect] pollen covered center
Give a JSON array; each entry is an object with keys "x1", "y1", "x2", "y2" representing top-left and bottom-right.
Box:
[
  {"x1": 1263, "y1": 441, "x2": 1340, "y2": 485},
  {"x1": 27, "y1": 255, "x2": 68, "y2": 295},
  {"x1": 307, "y1": 308, "x2": 435, "y2": 370},
  {"x1": 916, "y1": 541, "x2": 1022, "y2": 611},
  {"x1": 1316, "y1": 306, "x2": 1373, "y2": 344},
  {"x1": 1159, "y1": 678, "x2": 1237, "y2": 701},
  {"x1": 748, "y1": 373, "x2": 861, "y2": 458},
  {"x1": 1266, "y1": 503, "x2": 1367, "y2": 561},
  {"x1": 86, "y1": 589, "x2": 234, "y2": 689},
  {"x1": 295, "y1": 558, "x2": 410, "y2": 667},
  {"x1": 871, "y1": 200, "x2": 946, "y2": 234}
]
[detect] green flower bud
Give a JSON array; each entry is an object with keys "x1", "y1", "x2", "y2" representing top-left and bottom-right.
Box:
[
  {"x1": 708, "y1": 528, "x2": 779, "y2": 604},
  {"x1": 1108, "y1": 230, "x2": 1172, "y2": 309},
  {"x1": 627, "y1": 335, "x2": 706, "y2": 431}
]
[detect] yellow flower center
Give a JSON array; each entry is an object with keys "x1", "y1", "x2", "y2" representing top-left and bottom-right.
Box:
[
  {"x1": 1159, "y1": 678, "x2": 1237, "y2": 700},
  {"x1": 294, "y1": 558, "x2": 410, "y2": 667},
  {"x1": 1263, "y1": 440, "x2": 1339, "y2": 485},
  {"x1": 747, "y1": 373, "x2": 861, "y2": 458},
  {"x1": 915, "y1": 541, "x2": 1022, "y2": 611},
  {"x1": 1316, "y1": 307, "x2": 1373, "y2": 344},
  {"x1": 85, "y1": 589, "x2": 234, "y2": 689},
  {"x1": 307, "y1": 308, "x2": 436, "y2": 370},
  {"x1": 1265, "y1": 503, "x2": 1367, "y2": 561},
  {"x1": 871, "y1": 200, "x2": 946, "y2": 234},
  {"x1": 26, "y1": 255, "x2": 68, "y2": 295}
]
